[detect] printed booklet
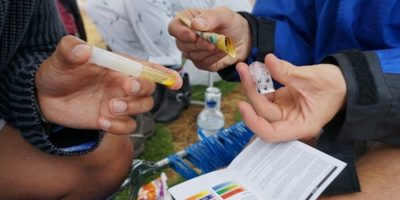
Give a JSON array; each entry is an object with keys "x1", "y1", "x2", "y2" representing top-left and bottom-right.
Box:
[{"x1": 169, "y1": 138, "x2": 346, "y2": 200}]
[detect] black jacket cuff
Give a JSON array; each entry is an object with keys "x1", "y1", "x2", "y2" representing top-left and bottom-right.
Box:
[
  {"x1": 15, "y1": 64, "x2": 102, "y2": 156},
  {"x1": 322, "y1": 50, "x2": 392, "y2": 141}
]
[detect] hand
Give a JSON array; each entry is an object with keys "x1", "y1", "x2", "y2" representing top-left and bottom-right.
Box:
[
  {"x1": 35, "y1": 36, "x2": 182, "y2": 135},
  {"x1": 237, "y1": 54, "x2": 347, "y2": 142},
  {"x1": 168, "y1": 7, "x2": 251, "y2": 72}
]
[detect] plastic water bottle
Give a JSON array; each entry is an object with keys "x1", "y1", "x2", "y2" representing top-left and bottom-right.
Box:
[{"x1": 197, "y1": 87, "x2": 225, "y2": 139}]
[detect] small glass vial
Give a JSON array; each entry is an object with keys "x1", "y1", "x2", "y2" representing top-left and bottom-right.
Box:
[
  {"x1": 196, "y1": 87, "x2": 225, "y2": 139},
  {"x1": 248, "y1": 61, "x2": 275, "y2": 94}
]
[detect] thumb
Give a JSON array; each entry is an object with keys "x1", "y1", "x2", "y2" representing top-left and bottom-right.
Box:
[
  {"x1": 191, "y1": 7, "x2": 236, "y2": 31},
  {"x1": 265, "y1": 54, "x2": 303, "y2": 87},
  {"x1": 52, "y1": 35, "x2": 91, "y2": 69}
]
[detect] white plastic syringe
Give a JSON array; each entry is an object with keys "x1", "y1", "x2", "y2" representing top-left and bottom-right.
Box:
[{"x1": 89, "y1": 46, "x2": 177, "y2": 87}]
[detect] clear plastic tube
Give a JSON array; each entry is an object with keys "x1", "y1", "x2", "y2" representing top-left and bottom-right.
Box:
[
  {"x1": 89, "y1": 46, "x2": 177, "y2": 87},
  {"x1": 248, "y1": 61, "x2": 275, "y2": 94}
]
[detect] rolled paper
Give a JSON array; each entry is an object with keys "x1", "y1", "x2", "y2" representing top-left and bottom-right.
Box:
[{"x1": 176, "y1": 12, "x2": 237, "y2": 58}]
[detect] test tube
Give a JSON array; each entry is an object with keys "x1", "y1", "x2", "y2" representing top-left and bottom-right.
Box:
[{"x1": 89, "y1": 46, "x2": 177, "y2": 87}]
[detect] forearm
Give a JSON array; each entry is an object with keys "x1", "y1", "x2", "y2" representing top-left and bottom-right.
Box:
[
  {"x1": 3, "y1": 51, "x2": 104, "y2": 156},
  {"x1": 1, "y1": 0, "x2": 103, "y2": 156}
]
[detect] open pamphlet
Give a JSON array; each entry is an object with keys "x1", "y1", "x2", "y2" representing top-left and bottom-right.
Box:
[{"x1": 169, "y1": 138, "x2": 346, "y2": 200}]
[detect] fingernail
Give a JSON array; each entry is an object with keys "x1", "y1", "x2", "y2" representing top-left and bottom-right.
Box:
[
  {"x1": 131, "y1": 79, "x2": 141, "y2": 93},
  {"x1": 99, "y1": 119, "x2": 111, "y2": 130},
  {"x1": 71, "y1": 44, "x2": 90, "y2": 60},
  {"x1": 113, "y1": 100, "x2": 127, "y2": 113},
  {"x1": 193, "y1": 17, "x2": 207, "y2": 29}
]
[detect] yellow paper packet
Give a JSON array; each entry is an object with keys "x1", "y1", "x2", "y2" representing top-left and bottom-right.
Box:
[{"x1": 176, "y1": 12, "x2": 237, "y2": 58}]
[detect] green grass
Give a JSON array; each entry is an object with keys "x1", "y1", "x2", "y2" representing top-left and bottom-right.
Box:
[
  {"x1": 112, "y1": 189, "x2": 129, "y2": 200},
  {"x1": 113, "y1": 125, "x2": 175, "y2": 200},
  {"x1": 234, "y1": 110, "x2": 243, "y2": 122},
  {"x1": 138, "y1": 124, "x2": 174, "y2": 161},
  {"x1": 191, "y1": 81, "x2": 239, "y2": 101}
]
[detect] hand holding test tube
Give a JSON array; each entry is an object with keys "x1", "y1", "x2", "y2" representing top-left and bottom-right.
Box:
[{"x1": 90, "y1": 46, "x2": 178, "y2": 87}]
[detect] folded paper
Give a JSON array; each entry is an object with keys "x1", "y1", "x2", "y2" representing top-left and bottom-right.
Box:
[{"x1": 176, "y1": 12, "x2": 237, "y2": 58}]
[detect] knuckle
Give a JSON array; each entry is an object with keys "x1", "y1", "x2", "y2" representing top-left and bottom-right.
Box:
[
  {"x1": 282, "y1": 62, "x2": 293, "y2": 79},
  {"x1": 194, "y1": 61, "x2": 209, "y2": 70},
  {"x1": 140, "y1": 80, "x2": 155, "y2": 95},
  {"x1": 149, "y1": 83, "x2": 156, "y2": 94},
  {"x1": 119, "y1": 118, "x2": 136, "y2": 135},
  {"x1": 176, "y1": 41, "x2": 186, "y2": 51},
  {"x1": 259, "y1": 133, "x2": 278, "y2": 143},
  {"x1": 141, "y1": 97, "x2": 153, "y2": 112}
]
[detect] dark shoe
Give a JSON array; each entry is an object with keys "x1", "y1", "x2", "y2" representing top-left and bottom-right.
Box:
[
  {"x1": 130, "y1": 136, "x2": 145, "y2": 158},
  {"x1": 129, "y1": 112, "x2": 156, "y2": 158},
  {"x1": 150, "y1": 84, "x2": 166, "y2": 114},
  {"x1": 153, "y1": 73, "x2": 191, "y2": 123}
]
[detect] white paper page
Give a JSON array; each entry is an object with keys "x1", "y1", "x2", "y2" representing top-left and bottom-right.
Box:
[
  {"x1": 169, "y1": 169, "x2": 261, "y2": 200},
  {"x1": 228, "y1": 138, "x2": 346, "y2": 200}
]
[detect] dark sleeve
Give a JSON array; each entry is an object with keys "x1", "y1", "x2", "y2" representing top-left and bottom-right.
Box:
[
  {"x1": 59, "y1": 0, "x2": 87, "y2": 41},
  {"x1": 0, "y1": 1, "x2": 102, "y2": 156},
  {"x1": 322, "y1": 49, "x2": 400, "y2": 143}
]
